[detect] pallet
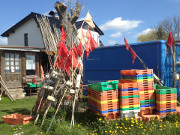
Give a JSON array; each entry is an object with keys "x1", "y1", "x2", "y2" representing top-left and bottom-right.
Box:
[
  {"x1": 120, "y1": 97, "x2": 140, "y2": 105},
  {"x1": 142, "y1": 115, "x2": 160, "y2": 122},
  {"x1": 156, "y1": 103, "x2": 177, "y2": 111},
  {"x1": 139, "y1": 90, "x2": 154, "y2": 94},
  {"x1": 88, "y1": 87, "x2": 118, "y2": 101},
  {"x1": 140, "y1": 93, "x2": 155, "y2": 101},
  {"x1": 120, "y1": 69, "x2": 153, "y2": 76},
  {"x1": 119, "y1": 90, "x2": 139, "y2": 97},
  {"x1": 118, "y1": 80, "x2": 138, "y2": 89},
  {"x1": 119, "y1": 95, "x2": 140, "y2": 99},
  {"x1": 139, "y1": 107, "x2": 155, "y2": 116},
  {"x1": 156, "y1": 93, "x2": 177, "y2": 101},
  {"x1": 88, "y1": 98, "x2": 119, "y2": 111},
  {"x1": 139, "y1": 86, "x2": 154, "y2": 91},
  {"x1": 140, "y1": 103, "x2": 155, "y2": 108},
  {"x1": 138, "y1": 81, "x2": 154, "y2": 87},
  {"x1": 140, "y1": 99, "x2": 155, "y2": 105},
  {"x1": 120, "y1": 107, "x2": 140, "y2": 111},
  {"x1": 156, "y1": 109, "x2": 177, "y2": 116},
  {"x1": 154, "y1": 84, "x2": 177, "y2": 95}
]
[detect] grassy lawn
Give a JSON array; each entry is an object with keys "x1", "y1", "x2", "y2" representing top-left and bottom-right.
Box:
[{"x1": 0, "y1": 97, "x2": 180, "y2": 135}]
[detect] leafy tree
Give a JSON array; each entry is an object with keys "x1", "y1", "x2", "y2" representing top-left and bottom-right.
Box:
[{"x1": 137, "y1": 16, "x2": 180, "y2": 42}]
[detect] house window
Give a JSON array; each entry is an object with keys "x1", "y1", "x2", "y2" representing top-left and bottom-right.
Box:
[
  {"x1": 5, "y1": 53, "x2": 20, "y2": 73},
  {"x1": 26, "y1": 54, "x2": 35, "y2": 75},
  {"x1": 24, "y1": 33, "x2": 28, "y2": 46}
]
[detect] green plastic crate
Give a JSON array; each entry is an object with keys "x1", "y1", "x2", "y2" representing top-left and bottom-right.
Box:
[
  {"x1": 88, "y1": 80, "x2": 118, "y2": 91},
  {"x1": 119, "y1": 95, "x2": 140, "y2": 99},
  {"x1": 120, "y1": 107, "x2": 140, "y2": 111},
  {"x1": 27, "y1": 83, "x2": 43, "y2": 88},
  {"x1": 140, "y1": 99, "x2": 155, "y2": 105},
  {"x1": 154, "y1": 84, "x2": 177, "y2": 95}
]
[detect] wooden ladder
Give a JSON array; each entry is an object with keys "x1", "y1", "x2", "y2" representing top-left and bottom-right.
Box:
[{"x1": 0, "y1": 75, "x2": 15, "y2": 101}]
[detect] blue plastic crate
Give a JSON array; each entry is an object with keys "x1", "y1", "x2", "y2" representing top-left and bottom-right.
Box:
[
  {"x1": 156, "y1": 109, "x2": 176, "y2": 113},
  {"x1": 140, "y1": 104, "x2": 155, "y2": 108},
  {"x1": 118, "y1": 88, "x2": 139, "y2": 91}
]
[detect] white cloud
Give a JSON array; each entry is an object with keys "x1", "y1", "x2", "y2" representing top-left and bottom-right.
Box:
[
  {"x1": 108, "y1": 40, "x2": 116, "y2": 45},
  {"x1": 135, "y1": 28, "x2": 154, "y2": 38},
  {"x1": 99, "y1": 17, "x2": 143, "y2": 32},
  {"x1": 110, "y1": 32, "x2": 122, "y2": 38},
  {"x1": 0, "y1": 37, "x2": 7, "y2": 45}
]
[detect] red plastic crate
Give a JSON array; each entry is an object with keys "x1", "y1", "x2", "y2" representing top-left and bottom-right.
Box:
[
  {"x1": 121, "y1": 69, "x2": 153, "y2": 75},
  {"x1": 139, "y1": 107, "x2": 155, "y2": 116},
  {"x1": 156, "y1": 93, "x2": 177, "y2": 101},
  {"x1": 118, "y1": 80, "x2": 138, "y2": 89},
  {"x1": 88, "y1": 87, "x2": 118, "y2": 101},
  {"x1": 156, "y1": 103, "x2": 177, "y2": 111},
  {"x1": 88, "y1": 98, "x2": 119, "y2": 111},
  {"x1": 140, "y1": 93, "x2": 155, "y2": 101},
  {"x1": 2, "y1": 113, "x2": 34, "y2": 125},
  {"x1": 119, "y1": 90, "x2": 139, "y2": 97}
]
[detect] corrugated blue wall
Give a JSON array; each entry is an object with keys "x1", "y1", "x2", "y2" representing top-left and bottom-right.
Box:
[{"x1": 83, "y1": 40, "x2": 180, "y2": 99}]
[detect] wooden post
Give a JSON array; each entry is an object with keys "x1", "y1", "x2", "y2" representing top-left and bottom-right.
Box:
[{"x1": 172, "y1": 43, "x2": 176, "y2": 88}]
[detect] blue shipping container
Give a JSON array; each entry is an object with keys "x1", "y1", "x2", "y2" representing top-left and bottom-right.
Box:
[{"x1": 83, "y1": 40, "x2": 180, "y2": 99}]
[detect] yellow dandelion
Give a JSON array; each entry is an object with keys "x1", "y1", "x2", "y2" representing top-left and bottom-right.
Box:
[
  {"x1": 40, "y1": 132, "x2": 42, "y2": 134},
  {"x1": 13, "y1": 129, "x2": 15, "y2": 131},
  {"x1": 105, "y1": 131, "x2": 107, "y2": 133},
  {"x1": 99, "y1": 118, "x2": 102, "y2": 121},
  {"x1": 120, "y1": 127, "x2": 122, "y2": 129},
  {"x1": 129, "y1": 127, "x2": 131, "y2": 129},
  {"x1": 131, "y1": 118, "x2": 133, "y2": 120},
  {"x1": 131, "y1": 124, "x2": 133, "y2": 127},
  {"x1": 78, "y1": 125, "x2": 80, "y2": 127},
  {"x1": 116, "y1": 126, "x2": 119, "y2": 129},
  {"x1": 109, "y1": 130, "x2": 112, "y2": 133}
]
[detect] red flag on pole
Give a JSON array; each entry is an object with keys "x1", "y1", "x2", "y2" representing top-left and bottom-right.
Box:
[
  {"x1": 77, "y1": 42, "x2": 83, "y2": 56},
  {"x1": 130, "y1": 47, "x2": 137, "y2": 64},
  {"x1": 72, "y1": 42, "x2": 78, "y2": 58},
  {"x1": 61, "y1": 27, "x2": 66, "y2": 42},
  {"x1": 90, "y1": 37, "x2": 98, "y2": 51},
  {"x1": 167, "y1": 31, "x2": 174, "y2": 47},
  {"x1": 124, "y1": 37, "x2": 129, "y2": 51}
]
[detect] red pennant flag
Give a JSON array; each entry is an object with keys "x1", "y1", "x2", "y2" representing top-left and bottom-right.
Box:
[
  {"x1": 77, "y1": 42, "x2": 83, "y2": 56},
  {"x1": 130, "y1": 48, "x2": 137, "y2": 64},
  {"x1": 64, "y1": 61, "x2": 70, "y2": 75},
  {"x1": 61, "y1": 27, "x2": 66, "y2": 42},
  {"x1": 72, "y1": 42, "x2": 78, "y2": 58},
  {"x1": 167, "y1": 31, "x2": 174, "y2": 47},
  {"x1": 86, "y1": 28, "x2": 92, "y2": 39},
  {"x1": 124, "y1": 37, "x2": 129, "y2": 51},
  {"x1": 85, "y1": 49, "x2": 91, "y2": 59},
  {"x1": 90, "y1": 37, "x2": 98, "y2": 51},
  {"x1": 61, "y1": 42, "x2": 69, "y2": 59}
]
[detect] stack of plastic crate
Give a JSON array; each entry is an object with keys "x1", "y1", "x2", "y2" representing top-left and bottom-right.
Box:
[
  {"x1": 88, "y1": 80, "x2": 119, "y2": 119},
  {"x1": 121, "y1": 69, "x2": 155, "y2": 116},
  {"x1": 118, "y1": 80, "x2": 140, "y2": 118},
  {"x1": 154, "y1": 84, "x2": 177, "y2": 116}
]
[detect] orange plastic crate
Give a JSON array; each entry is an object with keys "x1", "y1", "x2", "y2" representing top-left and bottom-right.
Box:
[
  {"x1": 156, "y1": 93, "x2": 177, "y2": 101},
  {"x1": 120, "y1": 97, "x2": 140, "y2": 105},
  {"x1": 88, "y1": 98, "x2": 119, "y2": 111},
  {"x1": 138, "y1": 81, "x2": 154, "y2": 87},
  {"x1": 89, "y1": 107, "x2": 118, "y2": 119},
  {"x1": 142, "y1": 114, "x2": 160, "y2": 122},
  {"x1": 88, "y1": 87, "x2": 118, "y2": 101},
  {"x1": 140, "y1": 93, "x2": 155, "y2": 101},
  {"x1": 121, "y1": 69, "x2": 153, "y2": 75},
  {"x1": 2, "y1": 113, "x2": 34, "y2": 125},
  {"x1": 156, "y1": 103, "x2": 177, "y2": 111},
  {"x1": 118, "y1": 80, "x2": 138, "y2": 89},
  {"x1": 119, "y1": 90, "x2": 139, "y2": 97},
  {"x1": 139, "y1": 86, "x2": 154, "y2": 91}
]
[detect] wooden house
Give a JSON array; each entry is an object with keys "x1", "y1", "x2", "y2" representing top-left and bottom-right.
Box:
[{"x1": 1, "y1": 12, "x2": 104, "y2": 99}]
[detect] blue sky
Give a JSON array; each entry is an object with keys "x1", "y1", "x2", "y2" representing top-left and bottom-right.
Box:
[{"x1": 0, "y1": 0, "x2": 180, "y2": 45}]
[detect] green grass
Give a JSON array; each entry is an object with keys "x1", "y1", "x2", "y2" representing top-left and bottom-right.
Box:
[{"x1": 0, "y1": 97, "x2": 180, "y2": 135}]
